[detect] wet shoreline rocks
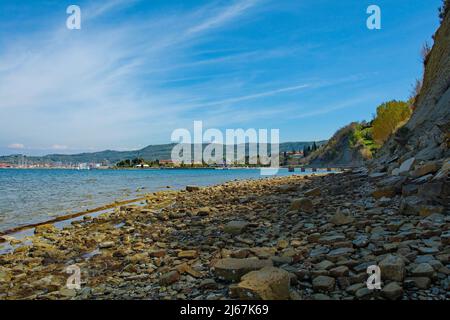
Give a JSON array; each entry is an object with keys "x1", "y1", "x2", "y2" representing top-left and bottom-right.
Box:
[{"x1": 0, "y1": 164, "x2": 449, "y2": 300}]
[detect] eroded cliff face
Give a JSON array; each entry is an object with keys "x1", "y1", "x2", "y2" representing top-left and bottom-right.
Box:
[
  {"x1": 369, "y1": 9, "x2": 449, "y2": 214},
  {"x1": 375, "y1": 10, "x2": 450, "y2": 168}
]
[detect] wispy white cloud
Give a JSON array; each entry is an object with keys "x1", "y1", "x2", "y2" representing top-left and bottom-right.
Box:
[
  {"x1": 0, "y1": 0, "x2": 272, "y2": 153},
  {"x1": 84, "y1": 0, "x2": 141, "y2": 20},
  {"x1": 186, "y1": 0, "x2": 261, "y2": 35},
  {"x1": 188, "y1": 83, "x2": 310, "y2": 108}
]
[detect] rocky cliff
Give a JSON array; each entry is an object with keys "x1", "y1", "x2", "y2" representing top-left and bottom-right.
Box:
[
  {"x1": 374, "y1": 8, "x2": 450, "y2": 168},
  {"x1": 369, "y1": 7, "x2": 450, "y2": 213}
]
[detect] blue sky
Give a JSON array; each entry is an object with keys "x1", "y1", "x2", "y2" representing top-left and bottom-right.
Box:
[{"x1": 0, "y1": 0, "x2": 443, "y2": 156}]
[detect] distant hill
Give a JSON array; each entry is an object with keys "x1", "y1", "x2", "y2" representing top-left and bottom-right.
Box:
[
  {"x1": 304, "y1": 122, "x2": 375, "y2": 167},
  {"x1": 0, "y1": 141, "x2": 326, "y2": 165}
]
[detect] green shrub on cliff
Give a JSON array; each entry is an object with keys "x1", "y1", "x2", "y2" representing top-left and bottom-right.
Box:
[
  {"x1": 350, "y1": 124, "x2": 379, "y2": 152},
  {"x1": 372, "y1": 100, "x2": 412, "y2": 144}
]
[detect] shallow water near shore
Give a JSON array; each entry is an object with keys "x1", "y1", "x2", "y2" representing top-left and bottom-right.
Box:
[{"x1": 0, "y1": 168, "x2": 323, "y2": 231}]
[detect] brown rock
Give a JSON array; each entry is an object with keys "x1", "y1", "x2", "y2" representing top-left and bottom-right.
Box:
[
  {"x1": 176, "y1": 263, "x2": 203, "y2": 278},
  {"x1": 34, "y1": 224, "x2": 57, "y2": 235},
  {"x1": 213, "y1": 258, "x2": 273, "y2": 282},
  {"x1": 418, "y1": 205, "x2": 444, "y2": 217},
  {"x1": 186, "y1": 185, "x2": 200, "y2": 192},
  {"x1": 329, "y1": 266, "x2": 349, "y2": 277},
  {"x1": 410, "y1": 161, "x2": 439, "y2": 178},
  {"x1": 99, "y1": 241, "x2": 115, "y2": 249},
  {"x1": 178, "y1": 250, "x2": 198, "y2": 259},
  {"x1": 197, "y1": 207, "x2": 211, "y2": 216},
  {"x1": 305, "y1": 187, "x2": 321, "y2": 197},
  {"x1": 290, "y1": 198, "x2": 314, "y2": 213},
  {"x1": 234, "y1": 267, "x2": 290, "y2": 300},
  {"x1": 249, "y1": 247, "x2": 277, "y2": 259},
  {"x1": 149, "y1": 249, "x2": 166, "y2": 258},
  {"x1": 372, "y1": 187, "x2": 396, "y2": 199},
  {"x1": 159, "y1": 271, "x2": 180, "y2": 286}
]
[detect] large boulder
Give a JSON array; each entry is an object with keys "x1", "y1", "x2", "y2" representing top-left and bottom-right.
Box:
[
  {"x1": 233, "y1": 267, "x2": 290, "y2": 300},
  {"x1": 379, "y1": 255, "x2": 405, "y2": 282}
]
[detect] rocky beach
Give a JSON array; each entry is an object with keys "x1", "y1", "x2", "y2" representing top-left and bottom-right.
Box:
[
  {"x1": 1, "y1": 0, "x2": 450, "y2": 306},
  {"x1": 1, "y1": 158, "x2": 448, "y2": 300}
]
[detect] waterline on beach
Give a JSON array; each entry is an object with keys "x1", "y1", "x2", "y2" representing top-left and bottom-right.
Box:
[{"x1": 0, "y1": 168, "x2": 328, "y2": 232}]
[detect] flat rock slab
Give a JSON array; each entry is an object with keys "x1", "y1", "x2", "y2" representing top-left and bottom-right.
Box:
[{"x1": 178, "y1": 250, "x2": 198, "y2": 259}]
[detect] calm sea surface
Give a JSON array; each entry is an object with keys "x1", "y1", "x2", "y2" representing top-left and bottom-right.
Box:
[{"x1": 0, "y1": 168, "x2": 323, "y2": 231}]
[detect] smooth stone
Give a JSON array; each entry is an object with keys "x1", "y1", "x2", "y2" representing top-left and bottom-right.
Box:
[
  {"x1": 381, "y1": 282, "x2": 403, "y2": 300},
  {"x1": 411, "y1": 263, "x2": 435, "y2": 277},
  {"x1": 312, "y1": 276, "x2": 335, "y2": 292}
]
